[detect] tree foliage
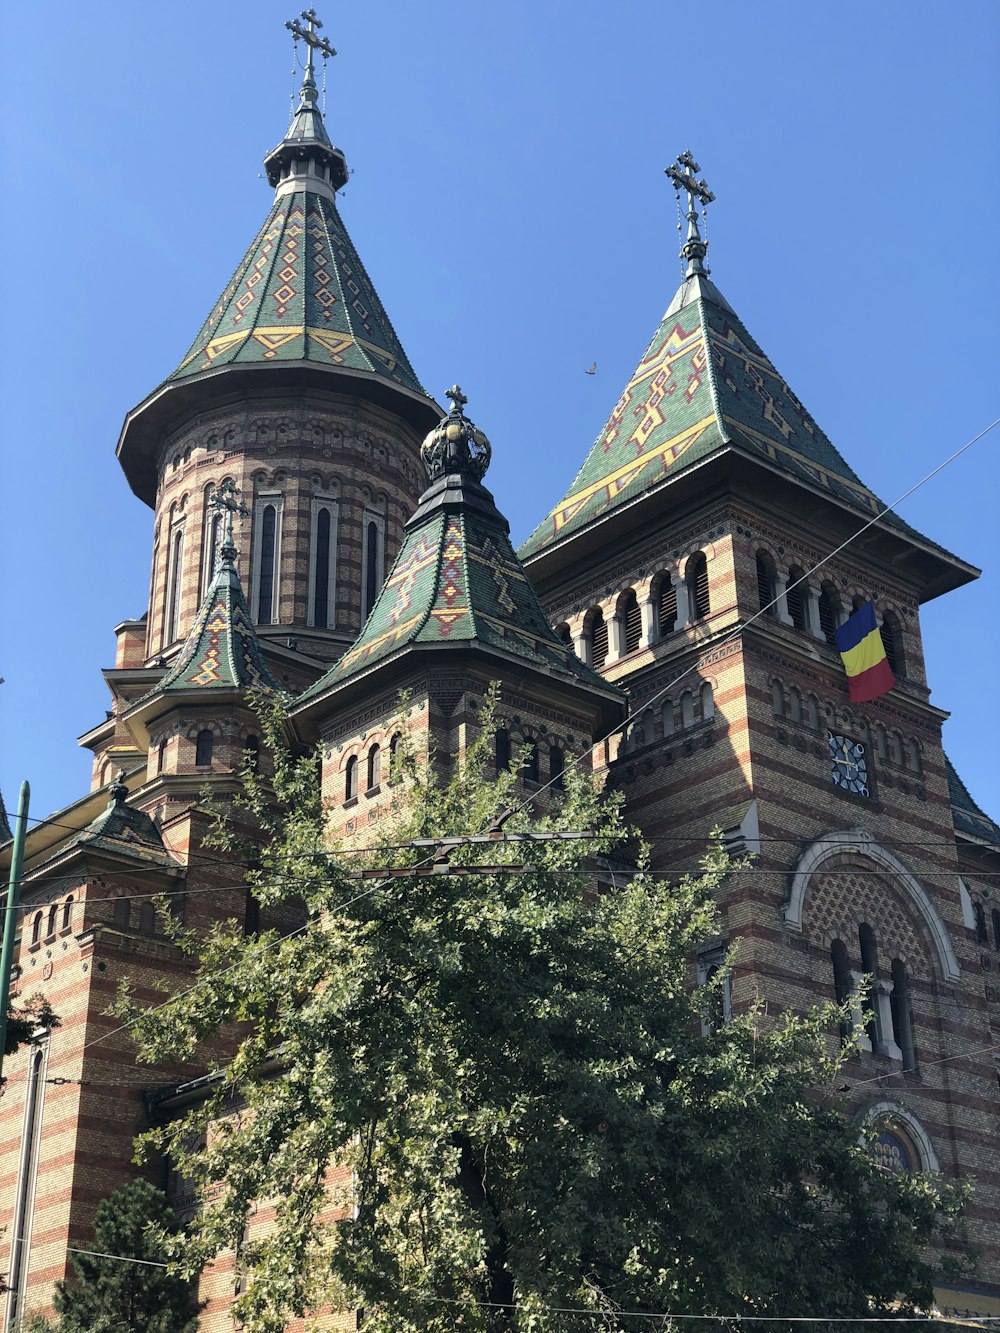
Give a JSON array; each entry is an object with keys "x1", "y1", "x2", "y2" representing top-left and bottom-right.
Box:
[
  {"x1": 4, "y1": 992, "x2": 59, "y2": 1059},
  {"x1": 120, "y1": 690, "x2": 965, "y2": 1331},
  {"x1": 51, "y1": 1178, "x2": 200, "y2": 1332}
]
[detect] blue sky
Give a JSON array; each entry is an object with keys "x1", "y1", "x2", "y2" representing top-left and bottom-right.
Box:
[{"x1": 1, "y1": 0, "x2": 998, "y2": 826}]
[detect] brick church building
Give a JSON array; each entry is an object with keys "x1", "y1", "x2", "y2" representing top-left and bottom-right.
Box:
[{"x1": 3, "y1": 20, "x2": 999, "y2": 1329}]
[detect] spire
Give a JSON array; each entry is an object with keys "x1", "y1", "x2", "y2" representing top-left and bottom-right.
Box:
[
  {"x1": 265, "y1": 10, "x2": 347, "y2": 199},
  {"x1": 294, "y1": 389, "x2": 624, "y2": 727},
  {"x1": 665, "y1": 150, "x2": 715, "y2": 278}
]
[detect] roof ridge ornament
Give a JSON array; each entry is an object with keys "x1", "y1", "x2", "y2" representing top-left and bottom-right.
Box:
[
  {"x1": 420, "y1": 385, "x2": 492, "y2": 483},
  {"x1": 665, "y1": 150, "x2": 715, "y2": 278}
]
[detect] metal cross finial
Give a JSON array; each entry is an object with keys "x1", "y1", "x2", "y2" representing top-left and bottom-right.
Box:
[
  {"x1": 208, "y1": 479, "x2": 250, "y2": 559},
  {"x1": 665, "y1": 150, "x2": 716, "y2": 277},
  {"x1": 286, "y1": 8, "x2": 337, "y2": 78},
  {"x1": 445, "y1": 385, "x2": 468, "y2": 416}
]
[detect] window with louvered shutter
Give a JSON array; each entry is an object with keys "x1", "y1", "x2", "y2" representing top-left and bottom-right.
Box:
[
  {"x1": 590, "y1": 611, "x2": 608, "y2": 666},
  {"x1": 658, "y1": 578, "x2": 677, "y2": 637},
  {"x1": 819, "y1": 585, "x2": 839, "y2": 644},
  {"x1": 756, "y1": 552, "x2": 776, "y2": 617},
  {"x1": 622, "y1": 591, "x2": 641, "y2": 654},
  {"x1": 786, "y1": 567, "x2": 807, "y2": 630},
  {"x1": 688, "y1": 553, "x2": 709, "y2": 620}
]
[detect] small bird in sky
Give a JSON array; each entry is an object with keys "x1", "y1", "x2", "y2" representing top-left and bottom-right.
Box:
[{"x1": 585, "y1": 361, "x2": 597, "y2": 375}]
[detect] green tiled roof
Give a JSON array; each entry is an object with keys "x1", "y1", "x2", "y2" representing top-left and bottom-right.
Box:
[
  {"x1": 946, "y1": 756, "x2": 1000, "y2": 848},
  {"x1": 520, "y1": 272, "x2": 922, "y2": 559},
  {"x1": 167, "y1": 188, "x2": 426, "y2": 394},
  {"x1": 135, "y1": 554, "x2": 286, "y2": 704},
  {"x1": 297, "y1": 474, "x2": 616, "y2": 703}
]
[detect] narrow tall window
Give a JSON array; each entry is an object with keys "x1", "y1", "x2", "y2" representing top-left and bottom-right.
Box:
[
  {"x1": 309, "y1": 498, "x2": 338, "y2": 629},
  {"x1": 114, "y1": 897, "x2": 131, "y2": 930},
  {"x1": 700, "y1": 681, "x2": 714, "y2": 722},
  {"x1": 157, "y1": 739, "x2": 168, "y2": 774},
  {"x1": 202, "y1": 507, "x2": 223, "y2": 597},
  {"x1": 890, "y1": 959, "x2": 916, "y2": 1071},
  {"x1": 362, "y1": 510, "x2": 385, "y2": 620},
  {"x1": 697, "y1": 946, "x2": 731, "y2": 1035},
  {"x1": 788, "y1": 686, "x2": 802, "y2": 724},
  {"x1": 524, "y1": 740, "x2": 540, "y2": 783},
  {"x1": 859, "y1": 922, "x2": 880, "y2": 1047},
  {"x1": 786, "y1": 567, "x2": 808, "y2": 630},
  {"x1": 495, "y1": 728, "x2": 511, "y2": 774},
  {"x1": 771, "y1": 680, "x2": 784, "y2": 718},
  {"x1": 46, "y1": 903, "x2": 58, "y2": 939},
  {"x1": 658, "y1": 576, "x2": 678, "y2": 637},
  {"x1": 139, "y1": 903, "x2": 157, "y2": 936},
  {"x1": 831, "y1": 939, "x2": 853, "y2": 1045},
  {"x1": 756, "y1": 552, "x2": 777, "y2": 617},
  {"x1": 974, "y1": 902, "x2": 988, "y2": 946},
  {"x1": 166, "y1": 526, "x2": 184, "y2": 644},
  {"x1": 244, "y1": 735, "x2": 260, "y2": 772},
  {"x1": 819, "y1": 583, "x2": 840, "y2": 645},
  {"x1": 388, "y1": 732, "x2": 402, "y2": 783},
  {"x1": 687, "y1": 552, "x2": 710, "y2": 620},
  {"x1": 345, "y1": 755, "x2": 359, "y2": 801},
  {"x1": 589, "y1": 609, "x2": 608, "y2": 667},
  {"x1": 31, "y1": 911, "x2": 42, "y2": 945},
  {"x1": 256, "y1": 503, "x2": 278, "y2": 623},
  {"x1": 680, "y1": 691, "x2": 694, "y2": 728},
  {"x1": 880, "y1": 611, "x2": 904, "y2": 679},
  {"x1": 367, "y1": 744, "x2": 381, "y2": 791},
  {"x1": 662, "y1": 700, "x2": 674, "y2": 736},
  {"x1": 993, "y1": 909, "x2": 1000, "y2": 951},
  {"x1": 62, "y1": 896, "x2": 73, "y2": 931},
  {"x1": 195, "y1": 729, "x2": 214, "y2": 766},
  {"x1": 550, "y1": 746, "x2": 565, "y2": 790},
  {"x1": 621, "y1": 590, "x2": 642, "y2": 654}
]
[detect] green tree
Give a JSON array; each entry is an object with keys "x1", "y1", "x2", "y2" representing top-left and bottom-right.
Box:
[
  {"x1": 51, "y1": 1179, "x2": 200, "y2": 1333},
  {"x1": 4, "y1": 992, "x2": 59, "y2": 1059},
  {"x1": 121, "y1": 693, "x2": 965, "y2": 1332}
]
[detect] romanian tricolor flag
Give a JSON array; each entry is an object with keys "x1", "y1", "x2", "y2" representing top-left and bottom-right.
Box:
[{"x1": 835, "y1": 600, "x2": 895, "y2": 703}]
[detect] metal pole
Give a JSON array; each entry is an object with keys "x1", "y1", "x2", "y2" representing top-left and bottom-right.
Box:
[{"x1": 0, "y1": 780, "x2": 30, "y2": 1085}]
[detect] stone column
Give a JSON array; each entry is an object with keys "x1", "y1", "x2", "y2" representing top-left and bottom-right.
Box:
[
  {"x1": 874, "y1": 980, "x2": 903, "y2": 1060},
  {"x1": 805, "y1": 586, "x2": 824, "y2": 639},
  {"x1": 773, "y1": 571, "x2": 793, "y2": 626},
  {"x1": 606, "y1": 607, "x2": 625, "y2": 664},
  {"x1": 639, "y1": 592, "x2": 657, "y2": 648},
  {"x1": 572, "y1": 630, "x2": 590, "y2": 666},
  {"x1": 676, "y1": 579, "x2": 692, "y2": 628}
]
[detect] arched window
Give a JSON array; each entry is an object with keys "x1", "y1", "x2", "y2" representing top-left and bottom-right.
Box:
[
  {"x1": 619, "y1": 590, "x2": 642, "y2": 654},
  {"x1": 818, "y1": 583, "x2": 840, "y2": 645},
  {"x1": 804, "y1": 693, "x2": 818, "y2": 729},
  {"x1": 890, "y1": 960, "x2": 916, "y2": 1071},
  {"x1": 786, "y1": 567, "x2": 808, "y2": 631},
  {"x1": 880, "y1": 611, "x2": 904, "y2": 679},
  {"x1": 700, "y1": 682, "x2": 714, "y2": 722},
  {"x1": 256, "y1": 502, "x2": 278, "y2": 624},
  {"x1": 662, "y1": 700, "x2": 675, "y2": 737},
  {"x1": 312, "y1": 506, "x2": 333, "y2": 629},
  {"x1": 889, "y1": 731, "x2": 903, "y2": 766},
  {"x1": 874, "y1": 725, "x2": 887, "y2": 761},
  {"x1": 388, "y1": 732, "x2": 402, "y2": 783},
  {"x1": 113, "y1": 897, "x2": 131, "y2": 930},
  {"x1": 687, "y1": 552, "x2": 710, "y2": 620},
  {"x1": 363, "y1": 517, "x2": 383, "y2": 619},
  {"x1": 495, "y1": 728, "x2": 511, "y2": 774},
  {"x1": 756, "y1": 551, "x2": 777, "y2": 617},
  {"x1": 62, "y1": 897, "x2": 73, "y2": 932},
  {"x1": 903, "y1": 738, "x2": 921, "y2": 773},
  {"x1": 550, "y1": 746, "x2": 565, "y2": 790},
  {"x1": 831, "y1": 939, "x2": 853, "y2": 1045},
  {"x1": 852, "y1": 594, "x2": 867, "y2": 613},
  {"x1": 195, "y1": 729, "x2": 214, "y2": 767},
  {"x1": 788, "y1": 686, "x2": 802, "y2": 724},
  {"x1": 244, "y1": 735, "x2": 260, "y2": 772},
  {"x1": 627, "y1": 715, "x2": 647, "y2": 752},
  {"x1": 46, "y1": 903, "x2": 58, "y2": 939},
  {"x1": 992, "y1": 908, "x2": 1000, "y2": 951},
  {"x1": 859, "y1": 922, "x2": 880, "y2": 1047},
  {"x1": 157, "y1": 740, "x2": 168, "y2": 774},
  {"x1": 367, "y1": 744, "x2": 381, "y2": 791},
  {"x1": 657, "y1": 575, "x2": 677, "y2": 637},
  {"x1": 680, "y1": 691, "x2": 694, "y2": 729},
  {"x1": 202, "y1": 508, "x2": 223, "y2": 598},
  {"x1": 139, "y1": 903, "x2": 157, "y2": 936},
  {"x1": 31, "y1": 911, "x2": 42, "y2": 945},
  {"x1": 771, "y1": 680, "x2": 784, "y2": 718},
  {"x1": 166, "y1": 526, "x2": 184, "y2": 644},
  {"x1": 345, "y1": 755, "x2": 359, "y2": 801},
  {"x1": 973, "y1": 901, "x2": 988, "y2": 946},
  {"x1": 858, "y1": 717, "x2": 871, "y2": 752},
  {"x1": 588, "y1": 608, "x2": 608, "y2": 668},
  {"x1": 554, "y1": 623, "x2": 572, "y2": 645},
  {"x1": 523, "y1": 740, "x2": 540, "y2": 784}
]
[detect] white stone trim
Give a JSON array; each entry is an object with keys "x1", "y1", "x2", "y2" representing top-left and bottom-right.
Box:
[
  {"x1": 307, "y1": 495, "x2": 339, "y2": 629},
  {"x1": 783, "y1": 828, "x2": 960, "y2": 982},
  {"x1": 251, "y1": 492, "x2": 283, "y2": 625}
]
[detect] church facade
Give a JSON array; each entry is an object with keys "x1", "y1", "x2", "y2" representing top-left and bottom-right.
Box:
[{"x1": 2, "y1": 23, "x2": 998, "y2": 1330}]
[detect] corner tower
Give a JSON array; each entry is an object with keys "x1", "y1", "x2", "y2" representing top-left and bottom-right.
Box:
[{"x1": 116, "y1": 14, "x2": 439, "y2": 671}]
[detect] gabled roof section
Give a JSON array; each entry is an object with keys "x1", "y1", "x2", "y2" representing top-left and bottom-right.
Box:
[
  {"x1": 520, "y1": 270, "x2": 908, "y2": 559},
  {"x1": 167, "y1": 188, "x2": 426, "y2": 395},
  {"x1": 296, "y1": 392, "x2": 621, "y2": 709},
  {"x1": 946, "y1": 756, "x2": 1000, "y2": 849}
]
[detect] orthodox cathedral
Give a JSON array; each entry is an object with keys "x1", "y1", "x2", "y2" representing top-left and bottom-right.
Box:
[{"x1": 3, "y1": 16, "x2": 999, "y2": 1329}]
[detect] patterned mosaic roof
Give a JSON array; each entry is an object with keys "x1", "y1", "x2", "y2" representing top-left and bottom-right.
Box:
[
  {"x1": 520, "y1": 272, "x2": 916, "y2": 559},
  {"x1": 298, "y1": 479, "x2": 616, "y2": 703},
  {"x1": 139, "y1": 556, "x2": 285, "y2": 702},
  {"x1": 946, "y1": 756, "x2": 1000, "y2": 848},
  {"x1": 167, "y1": 187, "x2": 426, "y2": 394}
]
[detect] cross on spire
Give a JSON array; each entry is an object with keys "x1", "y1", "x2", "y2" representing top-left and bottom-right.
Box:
[
  {"x1": 208, "y1": 479, "x2": 250, "y2": 561},
  {"x1": 665, "y1": 150, "x2": 716, "y2": 277},
  {"x1": 445, "y1": 384, "x2": 468, "y2": 416},
  {"x1": 286, "y1": 8, "x2": 337, "y2": 79}
]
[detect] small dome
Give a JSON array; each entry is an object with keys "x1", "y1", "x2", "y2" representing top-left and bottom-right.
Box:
[{"x1": 420, "y1": 385, "x2": 492, "y2": 482}]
